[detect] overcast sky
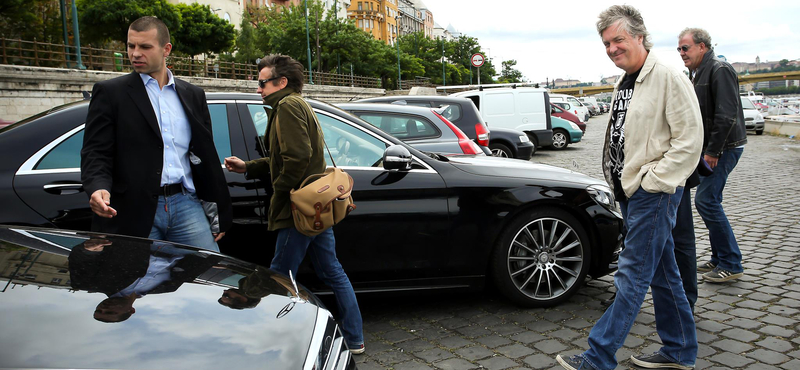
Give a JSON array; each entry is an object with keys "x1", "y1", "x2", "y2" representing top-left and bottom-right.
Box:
[{"x1": 423, "y1": 0, "x2": 800, "y2": 84}]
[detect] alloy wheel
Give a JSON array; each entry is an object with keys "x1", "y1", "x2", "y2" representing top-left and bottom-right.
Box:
[
  {"x1": 552, "y1": 132, "x2": 567, "y2": 149},
  {"x1": 505, "y1": 217, "x2": 584, "y2": 302}
]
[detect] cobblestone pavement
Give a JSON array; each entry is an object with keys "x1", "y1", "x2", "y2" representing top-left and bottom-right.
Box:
[{"x1": 351, "y1": 113, "x2": 800, "y2": 370}]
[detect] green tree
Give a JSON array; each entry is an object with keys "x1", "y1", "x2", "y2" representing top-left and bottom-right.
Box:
[
  {"x1": 779, "y1": 59, "x2": 789, "y2": 67},
  {"x1": 1, "y1": 0, "x2": 63, "y2": 43},
  {"x1": 232, "y1": 10, "x2": 260, "y2": 65},
  {"x1": 499, "y1": 59, "x2": 524, "y2": 83},
  {"x1": 76, "y1": 0, "x2": 180, "y2": 46},
  {"x1": 172, "y1": 3, "x2": 235, "y2": 56}
]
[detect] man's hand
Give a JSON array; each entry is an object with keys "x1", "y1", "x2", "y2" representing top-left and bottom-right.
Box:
[
  {"x1": 704, "y1": 154, "x2": 719, "y2": 169},
  {"x1": 89, "y1": 190, "x2": 117, "y2": 218},
  {"x1": 224, "y1": 156, "x2": 247, "y2": 174},
  {"x1": 213, "y1": 232, "x2": 226, "y2": 242}
]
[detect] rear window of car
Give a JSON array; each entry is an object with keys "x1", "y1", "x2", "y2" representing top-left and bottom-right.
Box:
[
  {"x1": 434, "y1": 103, "x2": 462, "y2": 123},
  {"x1": 356, "y1": 113, "x2": 439, "y2": 140}
]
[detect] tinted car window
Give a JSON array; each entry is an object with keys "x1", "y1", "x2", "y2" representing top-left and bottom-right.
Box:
[
  {"x1": 35, "y1": 129, "x2": 84, "y2": 170},
  {"x1": 317, "y1": 113, "x2": 386, "y2": 167},
  {"x1": 356, "y1": 113, "x2": 439, "y2": 140},
  {"x1": 208, "y1": 104, "x2": 231, "y2": 163},
  {"x1": 436, "y1": 104, "x2": 462, "y2": 122}
]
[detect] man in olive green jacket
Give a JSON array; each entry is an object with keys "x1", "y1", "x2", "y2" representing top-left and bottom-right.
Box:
[{"x1": 224, "y1": 54, "x2": 364, "y2": 354}]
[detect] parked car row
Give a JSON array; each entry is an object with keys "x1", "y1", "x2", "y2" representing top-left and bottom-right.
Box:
[{"x1": 0, "y1": 93, "x2": 624, "y2": 311}]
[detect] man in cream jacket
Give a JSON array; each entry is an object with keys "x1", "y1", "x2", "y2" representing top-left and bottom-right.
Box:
[{"x1": 556, "y1": 5, "x2": 703, "y2": 370}]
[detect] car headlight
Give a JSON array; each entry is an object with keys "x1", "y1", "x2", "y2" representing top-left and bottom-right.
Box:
[
  {"x1": 587, "y1": 184, "x2": 622, "y2": 218},
  {"x1": 519, "y1": 135, "x2": 530, "y2": 143},
  {"x1": 568, "y1": 121, "x2": 580, "y2": 130}
]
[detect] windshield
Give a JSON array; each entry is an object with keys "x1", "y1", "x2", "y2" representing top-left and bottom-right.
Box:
[
  {"x1": 0, "y1": 100, "x2": 87, "y2": 134},
  {"x1": 740, "y1": 97, "x2": 757, "y2": 110}
]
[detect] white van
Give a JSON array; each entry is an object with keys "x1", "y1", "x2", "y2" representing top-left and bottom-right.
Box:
[
  {"x1": 550, "y1": 93, "x2": 590, "y2": 122},
  {"x1": 450, "y1": 87, "x2": 553, "y2": 148}
]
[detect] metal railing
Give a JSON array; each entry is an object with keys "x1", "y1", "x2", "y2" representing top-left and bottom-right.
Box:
[{"x1": 0, "y1": 37, "x2": 382, "y2": 89}]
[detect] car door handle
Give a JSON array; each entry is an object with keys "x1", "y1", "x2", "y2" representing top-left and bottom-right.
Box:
[{"x1": 43, "y1": 183, "x2": 84, "y2": 195}]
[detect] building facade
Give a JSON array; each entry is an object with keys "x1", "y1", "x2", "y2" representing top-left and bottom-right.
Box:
[{"x1": 347, "y1": 0, "x2": 399, "y2": 45}]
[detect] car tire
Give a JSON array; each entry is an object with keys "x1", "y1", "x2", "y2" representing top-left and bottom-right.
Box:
[
  {"x1": 550, "y1": 129, "x2": 569, "y2": 150},
  {"x1": 490, "y1": 142, "x2": 513, "y2": 158},
  {"x1": 491, "y1": 207, "x2": 591, "y2": 307},
  {"x1": 756, "y1": 129, "x2": 764, "y2": 135}
]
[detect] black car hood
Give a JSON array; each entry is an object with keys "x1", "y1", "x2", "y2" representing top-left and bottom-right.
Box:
[
  {"x1": 446, "y1": 156, "x2": 605, "y2": 187},
  {"x1": 0, "y1": 226, "x2": 321, "y2": 370}
]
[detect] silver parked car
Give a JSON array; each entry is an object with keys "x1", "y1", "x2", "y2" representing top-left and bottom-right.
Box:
[{"x1": 337, "y1": 102, "x2": 486, "y2": 156}]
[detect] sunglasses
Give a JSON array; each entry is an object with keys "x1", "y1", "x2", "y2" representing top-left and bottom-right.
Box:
[
  {"x1": 677, "y1": 44, "x2": 693, "y2": 53},
  {"x1": 258, "y1": 76, "x2": 282, "y2": 88}
]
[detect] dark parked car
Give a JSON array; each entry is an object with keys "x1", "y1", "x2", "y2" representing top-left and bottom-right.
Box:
[
  {"x1": 0, "y1": 93, "x2": 622, "y2": 307},
  {"x1": 355, "y1": 95, "x2": 535, "y2": 160},
  {"x1": 336, "y1": 102, "x2": 486, "y2": 156},
  {"x1": 0, "y1": 225, "x2": 355, "y2": 370}
]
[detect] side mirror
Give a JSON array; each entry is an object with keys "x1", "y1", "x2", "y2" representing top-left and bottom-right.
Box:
[{"x1": 383, "y1": 145, "x2": 412, "y2": 171}]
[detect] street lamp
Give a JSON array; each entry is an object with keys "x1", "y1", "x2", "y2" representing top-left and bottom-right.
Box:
[
  {"x1": 395, "y1": 16, "x2": 401, "y2": 90},
  {"x1": 304, "y1": 0, "x2": 313, "y2": 84}
]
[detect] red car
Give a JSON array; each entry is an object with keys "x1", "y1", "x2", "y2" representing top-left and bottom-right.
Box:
[{"x1": 550, "y1": 103, "x2": 586, "y2": 132}]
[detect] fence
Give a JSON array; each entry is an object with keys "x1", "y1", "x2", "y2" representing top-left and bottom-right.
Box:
[{"x1": 0, "y1": 37, "x2": 382, "y2": 89}]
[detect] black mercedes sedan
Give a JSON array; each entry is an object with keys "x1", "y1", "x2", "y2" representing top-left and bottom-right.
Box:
[
  {"x1": 0, "y1": 93, "x2": 623, "y2": 307},
  {"x1": 0, "y1": 225, "x2": 355, "y2": 370}
]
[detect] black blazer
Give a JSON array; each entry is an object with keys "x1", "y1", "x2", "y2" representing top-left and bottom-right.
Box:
[{"x1": 81, "y1": 72, "x2": 232, "y2": 237}]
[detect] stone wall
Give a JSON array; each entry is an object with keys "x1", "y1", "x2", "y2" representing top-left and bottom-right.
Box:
[{"x1": 0, "y1": 64, "x2": 386, "y2": 122}]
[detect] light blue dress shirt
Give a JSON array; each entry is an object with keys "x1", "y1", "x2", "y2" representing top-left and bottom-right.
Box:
[{"x1": 140, "y1": 71, "x2": 195, "y2": 193}]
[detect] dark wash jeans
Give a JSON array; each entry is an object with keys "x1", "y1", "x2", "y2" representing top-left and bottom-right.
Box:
[
  {"x1": 695, "y1": 147, "x2": 744, "y2": 273},
  {"x1": 673, "y1": 187, "x2": 697, "y2": 310},
  {"x1": 272, "y1": 227, "x2": 364, "y2": 347},
  {"x1": 583, "y1": 187, "x2": 697, "y2": 370}
]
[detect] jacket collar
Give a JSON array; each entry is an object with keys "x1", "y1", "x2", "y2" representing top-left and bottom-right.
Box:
[
  {"x1": 614, "y1": 51, "x2": 656, "y2": 89},
  {"x1": 263, "y1": 88, "x2": 297, "y2": 109},
  {"x1": 692, "y1": 49, "x2": 715, "y2": 76}
]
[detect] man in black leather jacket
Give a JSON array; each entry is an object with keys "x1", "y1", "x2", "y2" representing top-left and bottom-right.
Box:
[{"x1": 678, "y1": 28, "x2": 747, "y2": 283}]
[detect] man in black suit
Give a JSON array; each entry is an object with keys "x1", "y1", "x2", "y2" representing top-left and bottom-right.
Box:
[{"x1": 80, "y1": 16, "x2": 231, "y2": 251}]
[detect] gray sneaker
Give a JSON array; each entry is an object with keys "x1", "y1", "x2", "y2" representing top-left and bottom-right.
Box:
[
  {"x1": 556, "y1": 354, "x2": 598, "y2": 370},
  {"x1": 703, "y1": 267, "x2": 743, "y2": 283},
  {"x1": 631, "y1": 352, "x2": 693, "y2": 369},
  {"x1": 696, "y1": 261, "x2": 716, "y2": 273}
]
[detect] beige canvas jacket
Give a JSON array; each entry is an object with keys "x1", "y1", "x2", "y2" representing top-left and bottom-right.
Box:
[{"x1": 602, "y1": 52, "x2": 704, "y2": 198}]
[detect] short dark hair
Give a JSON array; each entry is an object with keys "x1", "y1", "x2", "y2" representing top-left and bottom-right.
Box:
[
  {"x1": 258, "y1": 54, "x2": 305, "y2": 93},
  {"x1": 129, "y1": 16, "x2": 171, "y2": 47}
]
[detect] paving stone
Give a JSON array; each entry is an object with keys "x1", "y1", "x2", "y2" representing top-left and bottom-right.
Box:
[
  {"x1": 476, "y1": 335, "x2": 513, "y2": 349},
  {"x1": 455, "y1": 325, "x2": 492, "y2": 338},
  {"x1": 523, "y1": 353, "x2": 558, "y2": 369},
  {"x1": 726, "y1": 317, "x2": 764, "y2": 330},
  {"x1": 533, "y1": 340, "x2": 568, "y2": 355},
  {"x1": 437, "y1": 336, "x2": 474, "y2": 349},
  {"x1": 710, "y1": 339, "x2": 754, "y2": 353},
  {"x1": 455, "y1": 346, "x2": 494, "y2": 361},
  {"x1": 510, "y1": 331, "x2": 547, "y2": 344},
  {"x1": 562, "y1": 318, "x2": 593, "y2": 330},
  {"x1": 758, "y1": 325, "x2": 796, "y2": 337},
  {"x1": 720, "y1": 328, "x2": 761, "y2": 342},
  {"x1": 548, "y1": 328, "x2": 582, "y2": 341},
  {"x1": 365, "y1": 340, "x2": 395, "y2": 353},
  {"x1": 416, "y1": 348, "x2": 456, "y2": 363},
  {"x1": 397, "y1": 339, "x2": 437, "y2": 353},
  {"x1": 473, "y1": 315, "x2": 504, "y2": 327},
  {"x1": 496, "y1": 344, "x2": 536, "y2": 359},
  {"x1": 782, "y1": 360, "x2": 800, "y2": 370},
  {"x1": 384, "y1": 329, "x2": 418, "y2": 343},
  {"x1": 539, "y1": 311, "x2": 572, "y2": 323},
  {"x1": 492, "y1": 324, "x2": 526, "y2": 336},
  {"x1": 736, "y1": 300, "x2": 769, "y2": 310},
  {"x1": 524, "y1": 321, "x2": 560, "y2": 333},
  {"x1": 761, "y1": 314, "x2": 798, "y2": 327},
  {"x1": 767, "y1": 305, "x2": 800, "y2": 316},
  {"x1": 477, "y1": 356, "x2": 519, "y2": 370},
  {"x1": 745, "y1": 349, "x2": 791, "y2": 365},
  {"x1": 370, "y1": 348, "x2": 416, "y2": 365},
  {"x1": 433, "y1": 358, "x2": 480, "y2": 370},
  {"x1": 438, "y1": 317, "x2": 471, "y2": 330},
  {"x1": 394, "y1": 361, "x2": 436, "y2": 370},
  {"x1": 755, "y1": 337, "x2": 794, "y2": 352},
  {"x1": 727, "y1": 307, "x2": 769, "y2": 319},
  {"x1": 709, "y1": 352, "x2": 756, "y2": 367},
  {"x1": 355, "y1": 361, "x2": 386, "y2": 370},
  {"x1": 696, "y1": 330, "x2": 719, "y2": 344}
]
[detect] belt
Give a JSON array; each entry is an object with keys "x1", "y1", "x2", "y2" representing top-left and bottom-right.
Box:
[{"x1": 160, "y1": 183, "x2": 184, "y2": 197}]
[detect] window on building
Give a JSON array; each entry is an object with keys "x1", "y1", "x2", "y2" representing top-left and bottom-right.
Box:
[
  {"x1": 359, "y1": 19, "x2": 364, "y2": 28},
  {"x1": 358, "y1": 2, "x2": 362, "y2": 10}
]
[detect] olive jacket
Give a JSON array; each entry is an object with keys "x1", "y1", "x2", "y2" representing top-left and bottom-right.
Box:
[{"x1": 244, "y1": 88, "x2": 327, "y2": 231}]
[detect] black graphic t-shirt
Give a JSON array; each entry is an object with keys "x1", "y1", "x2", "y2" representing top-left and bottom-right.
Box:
[{"x1": 608, "y1": 69, "x2": 640, "y2": 200}]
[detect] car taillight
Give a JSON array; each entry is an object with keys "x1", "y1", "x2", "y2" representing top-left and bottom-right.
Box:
[
  {"x1": 574, "y1": 110, "x2": 579, "y2": 115},
  {"x1": 474, "y1": 123, "x2": 490, "y2": 147},
  {"x1": 432, "y1": 111, "x2": 482, "y2": 155}
]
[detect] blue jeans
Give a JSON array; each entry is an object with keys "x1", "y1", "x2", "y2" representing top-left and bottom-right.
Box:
[
  {"x1": 272, "y1": 227, "x2": 364, "y2": 347},
  {"x1": 695, "y1": 148, "x2": 744, "y2": 273},
  {"x1": 583, "y1": 187, "x2": 696, "y2": 370},
  {"x1": 673, "y1": 187, "x2": 697, "y2": 310},
  {"x1": 149, "y1": 191, "x2": 219, "y2": 252}
]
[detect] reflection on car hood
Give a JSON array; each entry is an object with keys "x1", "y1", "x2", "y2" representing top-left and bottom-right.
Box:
[
  {"x1": 0, "y1": 226, "x2": 321, "y2": 370},
  {"x1": 446, "y1": 156, "x2": 604, "y2": 187}
]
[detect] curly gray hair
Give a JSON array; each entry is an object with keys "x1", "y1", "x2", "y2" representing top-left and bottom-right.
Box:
[
  {"x1": 679, "y1": 28, "x2": 713, "y2": 50},
  {"x1": 596, "y1": 5, "x2": 653, "y2": 51}
]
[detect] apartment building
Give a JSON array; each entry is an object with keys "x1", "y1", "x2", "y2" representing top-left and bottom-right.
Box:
[{"x1": 348, "y1": 0, "x2": 399, "y2": 45}]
